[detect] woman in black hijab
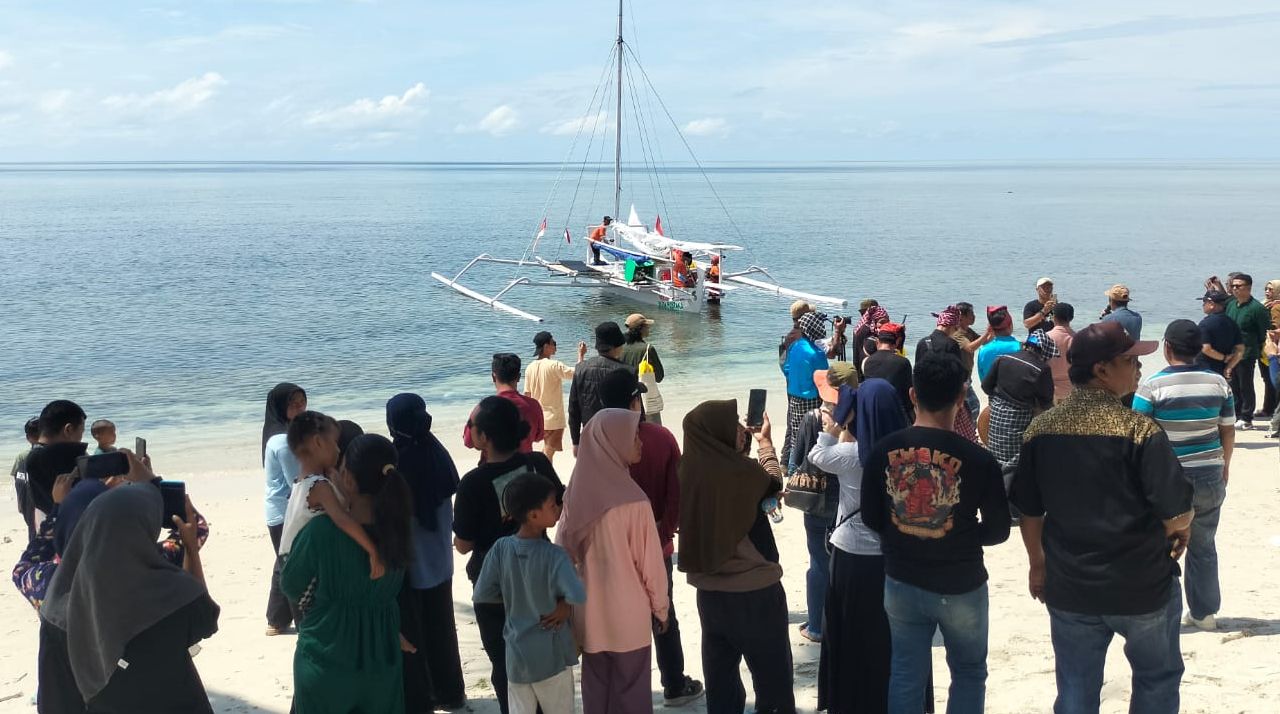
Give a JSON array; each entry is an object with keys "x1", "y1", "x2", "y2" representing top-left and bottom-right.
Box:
[
  {"x1": 39, "y1": 483, "x2": 218, "y2": 713},
  {"x1": 386, "y1": 393, "x2": 466, "y2": 711},
  {"x1": 262, "y1": 383, "x2": 306, "y2": 462}
]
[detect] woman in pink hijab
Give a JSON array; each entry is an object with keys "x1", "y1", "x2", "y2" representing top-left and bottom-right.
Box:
[{"x1": 557, "y1": 408, "x2": 669, "y2": 714}]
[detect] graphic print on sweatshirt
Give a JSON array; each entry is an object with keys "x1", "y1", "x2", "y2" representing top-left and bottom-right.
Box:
[{"x1": 884, "y1": 447, "x2": 963, "y2": 539}]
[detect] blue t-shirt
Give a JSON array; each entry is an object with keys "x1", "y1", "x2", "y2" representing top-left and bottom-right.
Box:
[
  {"x1": 473, "y1": 536, "x2": 586, "y2": 684},
  {"x1": 1101, "y1": 306, "x2": 1143, "y2": 340},
  {"x1": 976, "y1": 336, "x2": 1022, "y2": 383},
  {"x1": 264, "y1": 433, "x2": 301, "y2": 527},
  {"x1": 783, "y1": 338, "x2": 830, "y2": 399}
]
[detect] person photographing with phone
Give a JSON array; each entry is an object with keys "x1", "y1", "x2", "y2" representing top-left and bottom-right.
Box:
[
  {"x1": 38, "y1": 467, "x2": 219, "y2": 713},
  {"x1": 1023, "y1": 277, "x2": 1058, "y2": 334},
  {"x1": 678, "y1": 401, "x2": 795, "y2": 714}
]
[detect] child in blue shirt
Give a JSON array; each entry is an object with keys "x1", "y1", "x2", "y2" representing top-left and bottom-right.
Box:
[{"x1": 474, "y1": 473, "x2": 586, "y2": 714}]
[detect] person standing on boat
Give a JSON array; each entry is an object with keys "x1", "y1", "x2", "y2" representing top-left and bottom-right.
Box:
[
  {"x1": 590, "y1": 216, "x2": 613, "y2": 266},
  {"x1": 619, "y1": 313, "x2": 666, "y2": 425}
]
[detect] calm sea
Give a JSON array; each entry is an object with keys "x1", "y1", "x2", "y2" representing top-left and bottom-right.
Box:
[{"x1": 2, "y1": 161, "x2": 1277, "y2": 470}]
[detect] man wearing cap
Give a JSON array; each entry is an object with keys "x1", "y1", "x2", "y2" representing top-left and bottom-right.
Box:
[
  {"x1": 1100, "y1": 284, "x2": 1143, "y2": 339},
  {"x1": 597, "y1": 369, "x2": 706, "y2": 706},
  {"x1": 619, "y1": 313, "x2": 666, "y2": 424},
  {"x1": 1011, "y1": 321, "x2": 1193, "y2": 714},
  {"x1": 1023, "y1": 278, "x2": 1058, "y2": 334},
  {"x1": 567, "y1": 321, "x2": 635, "y2": 453},
  {"x1": 854, "y1": 303, "x2": 890, "y2": 374},
  {"x1": 1133, "y1": 320, "x2": 1234, "y2": 632},
  {"x1": 975, "y1": 306, "x2": 1020, "y2": 383},
  {"x1": 863, "y1": 322, "x2": 915, "y2": 422},
  {"x1": 1225, "y1": 273, "x2": 1273, "y2": 429},
  {"x1": 1195, "y1": 290, "x2": 1243, "y2": 378}
]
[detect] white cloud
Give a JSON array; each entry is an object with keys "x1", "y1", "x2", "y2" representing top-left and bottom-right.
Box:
[
  {"x1": 456, "y1": 104, "x2": 520, "y2": 137},
  {"x1": 0, "y1": 50, "x2": 13, "y2": 71},
  {"x1": 305, "y1": 82, "x2": 429, "y2": 131},
  {"x1": 156, "y1": 24, "x2": 304, "y2": 52},
  {"x1": 101, "y1": 72, "x2": 227, "y2": 115},
  {"x1": 682, "y1": 117, "x2": 729, "y2": 137},
  {"x1": 542, "y1": 111, "x2": 607, "y2": 136}
]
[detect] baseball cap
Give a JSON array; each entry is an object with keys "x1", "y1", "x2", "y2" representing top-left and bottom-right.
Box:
[
  {"x1": 833, "y1": 385, "x2": 858, "y2": 427},
  {"x1": 790, "y1": 300, "x2": 815, "y2": 320},
  {"x1": 827, "y1": 362, "x2": 858, "y2": 388},
  {"x1": 533, "y1": 331, "x2": 554, "y2": 355},
  {"x1": 598, "y1": 367, "x2": 647, "y2": 409},
  {"x1": 813, "y1": 370, "x2": 840, "y2": 404},
  {"x1": 1163, "y1": 319, "x2": 1202, "y2": 355},
  {"x1": 1036, "y1": 277, "x2": 1054, "y2": 288},
  {"x1": 1105, "y1": 284, "x2": 1131, "y2": 301},
  {"x1": 1067, "y1": 321, "x2": 1158, "y2": 371},
  {"x1": 594, "y1": 321, "x2": 626, "y2": 352},
  {"x1": 858, "y1": 298, "x2": 879, "y2": 313},
  {"x1": 625, "y1": 313, "x2": 655, "y2": 329},
  {"x1": 1199, "y1": 290, "x2": 1229, "y2": 304}
]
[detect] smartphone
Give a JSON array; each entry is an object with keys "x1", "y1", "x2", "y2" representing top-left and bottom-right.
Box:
[
  {"x1": 80, "y1": 451, "x2": 130, "y2": 480},
  {"x1": 135, "y1": 437, "x2": 147, "y2": 460},
  {"x1": 159, "y1": 481, "x2": 187, "y2": 522},
  {"x1": 746, "y1": 389, "x2": 767, "y2": 428}
]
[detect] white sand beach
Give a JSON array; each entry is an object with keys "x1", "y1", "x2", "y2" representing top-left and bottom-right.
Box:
[{"x1": 0, "y1": 367, "x2": 1276, "y2": 714}]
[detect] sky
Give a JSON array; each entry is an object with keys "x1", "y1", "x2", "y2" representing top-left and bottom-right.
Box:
[{"x1": 0, "y1": 0, "x2": 1278, "y2": 161}]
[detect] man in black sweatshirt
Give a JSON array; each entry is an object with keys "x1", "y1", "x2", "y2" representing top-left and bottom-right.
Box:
[{"x1": 861, "y1": 353, "x2": 1011, "y2": 713}]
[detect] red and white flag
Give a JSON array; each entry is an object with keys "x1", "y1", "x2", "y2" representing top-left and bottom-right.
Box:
[
  {"x1": 564, "y1": 227, "x2": 572, "y2": 244},
  {"x1": 535, "y1": 217, "x2": 547, "y2": 240},
  {"x1": 655, "y1": 215, "x2": 664, "y2": 236}
]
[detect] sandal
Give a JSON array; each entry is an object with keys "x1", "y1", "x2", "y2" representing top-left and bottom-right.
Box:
[{"x1": 799, "y1": 624, "x2": 822, "y2": 643}]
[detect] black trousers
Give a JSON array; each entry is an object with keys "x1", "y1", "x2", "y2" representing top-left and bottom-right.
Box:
[
  {"x1": 402, "y1": 579, "x2": 467, "y2": 712},
  {"x1": 696, "y1": 582, "x2": 796, "y2": 714},
  {"x1": 266, "y1": 524, "x2": 299, "y2": 628},
  {"x1": 1230, "y1": 358, "x2": 1258, "y2": 422},
  {"x1": 818, "y1": 550, "x2": 890, "y2": 714},
  {"x1": 654, "y1": 556, "x2": 687, "y2": 691},
  {"x1": 474, "y1": 601, "x2": 511, "y2": 714}
]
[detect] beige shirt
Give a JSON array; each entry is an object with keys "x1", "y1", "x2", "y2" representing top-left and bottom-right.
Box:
[
  {"x1": 525, "y1": 358, "x2": 575, "y2": 430},
  {"x1": 1046, "y1": 325, "x2": 1075, "y2": 402}
]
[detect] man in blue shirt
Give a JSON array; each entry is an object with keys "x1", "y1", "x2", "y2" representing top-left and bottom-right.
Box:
[
  {"x1": 1133, "y1": 320, "x2": 1234, "y2": 632},
  {"x1": 1100, "y1": 284, "x2": 1143, "y2": 339}
]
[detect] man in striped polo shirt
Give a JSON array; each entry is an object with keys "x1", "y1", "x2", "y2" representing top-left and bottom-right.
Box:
[{"x1": 1133, "y1": 319, "x2": 1235, "y2": 631}]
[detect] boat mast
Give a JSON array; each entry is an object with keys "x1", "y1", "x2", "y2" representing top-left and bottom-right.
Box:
[{"x1": 613, "y1": 0, "x2": 623, "y2": 224}]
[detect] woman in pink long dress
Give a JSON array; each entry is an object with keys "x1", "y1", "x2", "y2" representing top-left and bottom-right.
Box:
[{"x1": 557, "y1": 409, "x2": 669, "y2": 714}]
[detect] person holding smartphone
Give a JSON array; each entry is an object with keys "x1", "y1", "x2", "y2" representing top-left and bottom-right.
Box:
[{"x1": 38, "y1": 477, "x2": 217, "y2": 713}]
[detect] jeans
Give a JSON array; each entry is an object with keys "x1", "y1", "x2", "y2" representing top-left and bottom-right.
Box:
[
  {"x1": 1185, "y1": 467, "x2": 1227, "y2": 619},
  {"x1": 964, "y1": 385, "x2": 981, "y2": 422},
  {"x1": 654, "y1": 556, "x2": 688, "y2": 691},
  {"x1": 1048, "y1": 579, "x2": 1184, "y2": 714},
  {"x1": 1229, "y1": 358, "x2": 1257, "y2": 423},
  {"x1": 803, "y1": 512, "x2": 833, "y2": 637},
  {"x1": 883, "y1": 577, "x2": 988, "y2": 714}
]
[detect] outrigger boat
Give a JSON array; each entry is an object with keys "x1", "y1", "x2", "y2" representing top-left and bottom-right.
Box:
[{"x1": 431, "y1": 2, "x2": 845, "y2": 323}]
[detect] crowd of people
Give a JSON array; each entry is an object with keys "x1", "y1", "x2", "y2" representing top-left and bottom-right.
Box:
[{"x1": 7, "y1": 272, "x2": 1279, "y2": 714}]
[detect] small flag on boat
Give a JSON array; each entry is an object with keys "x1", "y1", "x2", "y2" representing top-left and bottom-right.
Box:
[
  {"x1": 564, "y1": 227, "x2": 572, "y2": 244},
  {"x1": 655, "y1": 215, "x2": 664, "y2": 236},
  {"x1": 535, "y1": 217, "x2": 547, "y2": 240}
]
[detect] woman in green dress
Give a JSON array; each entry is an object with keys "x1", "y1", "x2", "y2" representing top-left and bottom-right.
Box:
[{"x1": 282, "y1": 433, "x2": 415, "y2": 714}]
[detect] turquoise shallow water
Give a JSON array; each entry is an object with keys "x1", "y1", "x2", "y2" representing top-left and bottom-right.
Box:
[{"x1": 2, "y1": 160, "x2": 1277, "y2": 466}]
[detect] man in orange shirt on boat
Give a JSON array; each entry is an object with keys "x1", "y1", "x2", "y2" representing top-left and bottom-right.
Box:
[{"x1": 589, "y1": 215, "x2": 613, "y2": 265}]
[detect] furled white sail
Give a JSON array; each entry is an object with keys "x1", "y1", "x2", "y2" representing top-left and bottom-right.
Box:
[{"x1": 613, "y1": 221, "x2": 743, "y2": 257}]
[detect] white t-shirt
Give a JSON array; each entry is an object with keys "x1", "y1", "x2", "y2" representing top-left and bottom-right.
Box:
[{"x1": 278, "y1": 474, "x2": 346, "y2": 556}]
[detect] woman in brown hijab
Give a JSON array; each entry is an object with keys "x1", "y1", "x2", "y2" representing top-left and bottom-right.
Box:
[{"x1": 678, "y1": 400, "x2": 795, "y2": 714}]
